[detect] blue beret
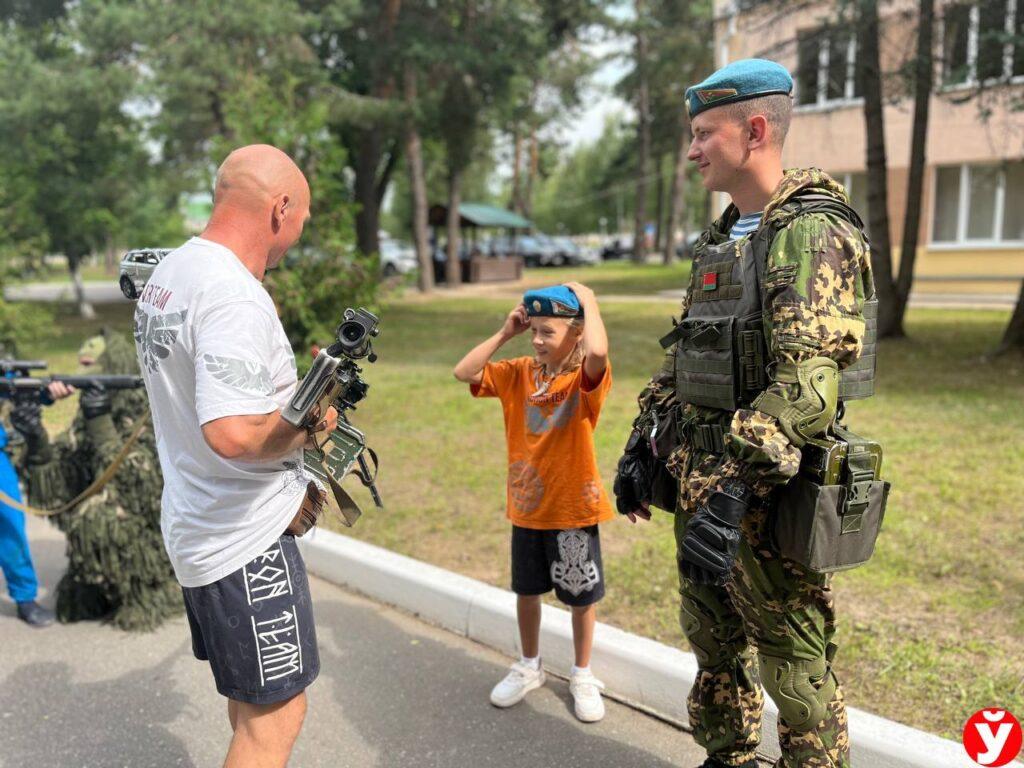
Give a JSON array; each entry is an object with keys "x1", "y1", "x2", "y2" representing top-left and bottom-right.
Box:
[
  {"x1": 523, "y1": 286, "x2": 582, "y2": 318},
  {"x1": 685, "y1": 59, "x2": 793, "y2": 119}
]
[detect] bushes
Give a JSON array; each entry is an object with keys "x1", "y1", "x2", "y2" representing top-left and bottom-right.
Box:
[
  {"x1": 266, "y1": 245, "x2": 378, "y2": 367},
  {"x1": 0, "y1": 298, "x2": 54, "y2": 353}
]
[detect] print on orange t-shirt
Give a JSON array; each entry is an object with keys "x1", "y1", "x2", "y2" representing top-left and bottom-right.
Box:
[{"x1": 471, "y1": 356, "x2": 614, "y2": 530}]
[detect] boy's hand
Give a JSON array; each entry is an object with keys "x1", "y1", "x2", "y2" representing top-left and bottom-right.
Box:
[
  {"x1": 563, "y1": 281, "x2": 595, "y2": 306},
  {"x1": 501, "y1": 304, "x2": 530, "y2": 338}
]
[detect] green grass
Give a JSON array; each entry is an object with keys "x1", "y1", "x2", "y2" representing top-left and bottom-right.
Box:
[{"x1": 25, "y1": 292, "x2": 1024, "y2": 740}]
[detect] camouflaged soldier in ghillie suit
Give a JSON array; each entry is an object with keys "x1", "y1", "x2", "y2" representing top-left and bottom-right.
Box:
[
  {"x1": 615, "y1": 60, "x2": 877, "y2": 768},
  {"x1": 14, "y1": 332, "x2": 180, "y2": 631}
]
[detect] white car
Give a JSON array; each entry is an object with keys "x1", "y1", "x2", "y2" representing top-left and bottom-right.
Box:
[
  {"x1": 119, "y1": 248, "x2": 171, "y2": 299},
  {"x1": 380, "y1": 239, "x2": 418, "y2": 277}
]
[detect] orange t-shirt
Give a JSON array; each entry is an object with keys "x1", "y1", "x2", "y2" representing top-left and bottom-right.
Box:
[{"x1": 471, "y1": 356, "x2": 614, "y2": 530}]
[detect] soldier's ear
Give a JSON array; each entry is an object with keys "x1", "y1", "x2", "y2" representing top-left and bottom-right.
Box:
[{"x1": 748, "y1": 114, "x2": 770, "y2": 149}]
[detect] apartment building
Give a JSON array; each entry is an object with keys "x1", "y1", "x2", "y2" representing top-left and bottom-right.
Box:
[{"x1": 714, "y1": 0, "x2": 1024, "y2": 295}]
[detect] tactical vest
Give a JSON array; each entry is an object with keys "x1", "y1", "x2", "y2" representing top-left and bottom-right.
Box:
[{"x1": 660, "y1": 193, "x2": 878, "y2": 431}]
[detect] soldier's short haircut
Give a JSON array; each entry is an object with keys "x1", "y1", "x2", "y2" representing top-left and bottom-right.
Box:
[{"x1": 724, "y1": 94, "x2": 793, "y2": 147}]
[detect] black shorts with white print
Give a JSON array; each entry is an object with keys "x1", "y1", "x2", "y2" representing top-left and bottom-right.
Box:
[
  {"x1": 182, "y1": 534, "x2": 319, "y2": 705},
  {"x1": 511, "y1": 524, "x2": 605, "y2": 607}
]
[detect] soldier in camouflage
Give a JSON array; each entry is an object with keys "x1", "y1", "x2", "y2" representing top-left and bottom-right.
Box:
[
  {"x1": 615, "y1": 60, "x2": 874, "y2": 768},
  {"x1": 12, "y1": 331, "x2": 181, "y2": 631}
]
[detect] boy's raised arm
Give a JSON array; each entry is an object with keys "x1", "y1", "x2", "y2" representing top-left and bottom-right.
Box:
[
  {"x1": 453, "y1": 304, "x2": 529, "y2": 385},
  {"x1": 564, "y1": 282, "x2": 608, "y2": 384}
]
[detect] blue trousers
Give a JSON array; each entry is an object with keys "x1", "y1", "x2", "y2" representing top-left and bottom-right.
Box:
[{"x1": 0, "y1": 452, "x2": 38, "y2": 603}]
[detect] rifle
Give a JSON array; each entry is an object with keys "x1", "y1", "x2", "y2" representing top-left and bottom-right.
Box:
[
  {"x1": 0, "y1": 375, "x2": 144, "y2": 396},
  {"x1": 283, "y1": 307, "x2": 382, "y2": 526},
  {"x1": 0, "y1": 360, "x2": 47, "y2": 375}
]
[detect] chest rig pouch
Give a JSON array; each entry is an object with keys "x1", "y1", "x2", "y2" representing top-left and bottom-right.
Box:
[{"x1": 658, "y1": 237, "x2": 767, "y2": 411}]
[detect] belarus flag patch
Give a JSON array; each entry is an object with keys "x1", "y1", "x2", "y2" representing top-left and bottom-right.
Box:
[{"x1": 702, "y1": 271, "x2": 718, "y2": 291}]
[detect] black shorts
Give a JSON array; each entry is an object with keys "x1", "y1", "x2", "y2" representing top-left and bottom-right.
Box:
[
  {"x1": 182, "y1": 534, "x2": 320, "y2": 705},
  {"x1": 511, "y1": 524, "x2": 605, "y2": 607}
]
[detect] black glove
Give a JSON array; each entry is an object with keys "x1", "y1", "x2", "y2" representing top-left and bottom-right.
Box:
[
  {"x1": 613, "y1": 427, "x2": 653, "y2": 515},
  {"x1": 679, "y1": 482, "x2": 752, "y2": 586},
  {"x1": 10, "y1": 397, "x2": 44, "y2": 438},
  {"x1": 80, "y1": 384, "x2": 111, "y2": 420}
]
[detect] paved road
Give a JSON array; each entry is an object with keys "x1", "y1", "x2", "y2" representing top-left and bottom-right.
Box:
[
  {"x1": 3, "y1": 281, "x2": 128, "y2": 304},
  {"x1": 1, "y1": 515, "x2": 708, "y2": 768}
]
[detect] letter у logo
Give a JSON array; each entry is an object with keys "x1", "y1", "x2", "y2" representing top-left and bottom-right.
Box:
[{"x1": 963, "y1": 709, "x2": 1023, "y2": 766}]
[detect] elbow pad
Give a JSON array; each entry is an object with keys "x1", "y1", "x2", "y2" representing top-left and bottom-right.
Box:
[{"x1": 751, "y1": 357, "x2": 839, "y2": 447}]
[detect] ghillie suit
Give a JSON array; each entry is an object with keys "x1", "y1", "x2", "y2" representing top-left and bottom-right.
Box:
[{"x1": 16, "y1": 332, "x2": 180, "y2": 631}]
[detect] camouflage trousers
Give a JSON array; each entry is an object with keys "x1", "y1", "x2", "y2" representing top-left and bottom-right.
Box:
[{"x1": 675, "y1": 503, "x2": 850, "y2": 768}]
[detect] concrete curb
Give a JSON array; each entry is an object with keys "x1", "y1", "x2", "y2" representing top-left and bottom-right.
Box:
[{"x1": 298, "y1": 528, "x2": 1017, "y2": 768}]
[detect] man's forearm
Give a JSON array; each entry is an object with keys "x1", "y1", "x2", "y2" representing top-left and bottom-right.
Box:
[{"x1": 203, "y1": 410, "x2": 308, "y2": 463}]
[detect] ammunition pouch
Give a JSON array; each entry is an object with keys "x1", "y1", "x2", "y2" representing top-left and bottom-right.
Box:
[
  {"x1": 773, "y1": 426, "x2": 890, "y2": 573},
  {"x1": 681, "y1": 420, "x2": 727, "y2": 454},
  {"x1": 660, "y1": 313, "x2": 767, "y2": 412}
]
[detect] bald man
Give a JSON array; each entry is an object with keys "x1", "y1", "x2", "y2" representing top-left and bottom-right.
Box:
[{"x1": 134, "y1": 145, "x2": 336, "y2": 768}]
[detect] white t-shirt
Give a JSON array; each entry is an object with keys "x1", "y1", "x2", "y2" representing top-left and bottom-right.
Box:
[{"x1": 134, "y1": 237, "x2": 307, "y2": 588}]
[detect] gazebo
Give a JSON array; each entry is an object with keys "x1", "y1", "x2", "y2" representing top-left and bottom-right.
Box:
[{"x1": 428, "y1": 202, "x2": 531, "y2": 283}]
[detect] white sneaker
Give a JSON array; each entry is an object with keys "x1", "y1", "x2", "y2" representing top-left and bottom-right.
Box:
[
  {"x1": 569, "y1": 669, "x2": 605, "y2": 722},
  {"x1": 490, "y1": 660, "x2": 546, "y2": 708}
]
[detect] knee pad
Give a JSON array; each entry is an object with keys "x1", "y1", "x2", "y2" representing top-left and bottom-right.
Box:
[
  {"x1": 679, "y1": 593, "x2": 746, "y2": 668},
  {"x1": 757, "y1": 652, "x2": 837, "y2": 732}
]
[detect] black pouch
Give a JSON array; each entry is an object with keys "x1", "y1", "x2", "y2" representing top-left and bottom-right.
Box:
[{"x1": 773, "y1": 430, "x2": 890, "y2": 573}]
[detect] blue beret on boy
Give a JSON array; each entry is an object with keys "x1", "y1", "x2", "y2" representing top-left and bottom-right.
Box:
[
  {"x1": 685, "y1": 59, "x2": 793, "y2": 119},
  {"x1": 523, "y1": 285, "x2": 582, "y2": 318}
]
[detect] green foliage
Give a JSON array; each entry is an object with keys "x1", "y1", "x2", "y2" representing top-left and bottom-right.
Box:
[
  {"x1": 265, "y1": 249, "x2": 378, "y2": 357},
  {"x1": 0, "y1": 299, "x2": 54, "y2": 352}
]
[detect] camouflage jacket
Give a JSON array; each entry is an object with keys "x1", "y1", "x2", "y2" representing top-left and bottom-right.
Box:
[{"x1": 640, "y1": 168, "x2": 874, "y2": 510}]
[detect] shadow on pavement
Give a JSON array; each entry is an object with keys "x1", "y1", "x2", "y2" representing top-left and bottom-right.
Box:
[
  {"x1": 315, "y1": 596, "x2": 684, "y2": 768},
  {"x1": 0, "y1": 655, "x2": 195, "y2": 768}
]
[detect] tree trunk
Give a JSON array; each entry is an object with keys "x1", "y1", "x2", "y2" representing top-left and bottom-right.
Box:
[
  {"x1": 446, "y1": 168, "x2": 462, "y2": 287},
  {"x1": 654, "y1": 155, "x2": 665, "y2": 251},
  {"x1": 353, "y1": 132, "x2": 384, "y2": 258},
  {"x1": 632, "y1": 3, "x2": 650, "y2": 265},
  {"x1": 858, "y1": 0, "x2": 897, "y2": 336},
  {"x1": 511, "y1": 127, "x2": 524, "y2": 214},
  {"x1": 404, "y1": 66, "x2": 432, "y2": 293},
  {"x1": 664, "y1": 119, "x2": 691, "y2": 265},
  {"x1": 893, "y1": 0, "x2": 934, "y2": 337},
  {"x1": 67, "y1": 253, "x2": 95, "y2": 320},
  {"x1": 524, "y1": 128, "x2": 539, "y2": 220},
  {"x1": 997, "y1": 280, "x2": 1024, "y2": 353}
]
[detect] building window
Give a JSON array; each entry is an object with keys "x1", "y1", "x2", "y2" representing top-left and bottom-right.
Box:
[
  {"x1": 942, "y1": 0, "x2": 1024, "y2": 85},
  {"x1": 829, "y1": 171, "x2": 871, "y2": 218},
  {"x1": 796, "y1": 27, "x2": 862, "y2": 107},
  {"x1": 932, "y1": 162, "x2": 1024, "y2": 244}
]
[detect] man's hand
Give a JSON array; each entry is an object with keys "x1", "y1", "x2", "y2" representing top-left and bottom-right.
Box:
[
  {"x1": 46, "y1": 381, "x2": 75, "y2": 401},
  {"x1": 500, "y1": 304, "x2": 529, "y2": 339},
  {"x1": 304, "y1": 406, "x2": 339, "y2": 449},
  {"x1": 626, "y1": 506, "x2": 652, "y2": 524},
  {"x1": 80, "y1": 384, "x2": 112, "y2": 420},
  {"x1": 678, "y1": 483, "x2": 751, "y2": 586}
]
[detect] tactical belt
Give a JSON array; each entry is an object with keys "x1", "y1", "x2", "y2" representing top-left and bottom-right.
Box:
[{"x1": 682, "y1": 420, "x2": 727, "y2": 454}]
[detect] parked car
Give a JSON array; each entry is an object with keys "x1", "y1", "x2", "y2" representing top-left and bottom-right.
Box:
[
  {"x1": 675, "y1": 232, "x2": 702, "y2": 260},
  {"x1": 481, "y1": 234, "x2": 557, "y2": 267},
  {"x1": 600, "y1": 235, "x2": 633, "y2": 260},
  {"x1": 119, "y1": 248, "x2": 172, "y2": 299},
  {"x1": 379, "y1": 238, "x2": 418, "y2": 277},
  {"x1": 550, "y1": 236, "x2": 598, "y2": 266}
]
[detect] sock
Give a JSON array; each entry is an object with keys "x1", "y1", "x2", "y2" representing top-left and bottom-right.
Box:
[
  {"x1": 571, "y1": 664, "x2": 591, "y2": 676},
  {"x1": 520, "y1": 655, "x2": 540, "y2": 670}
]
